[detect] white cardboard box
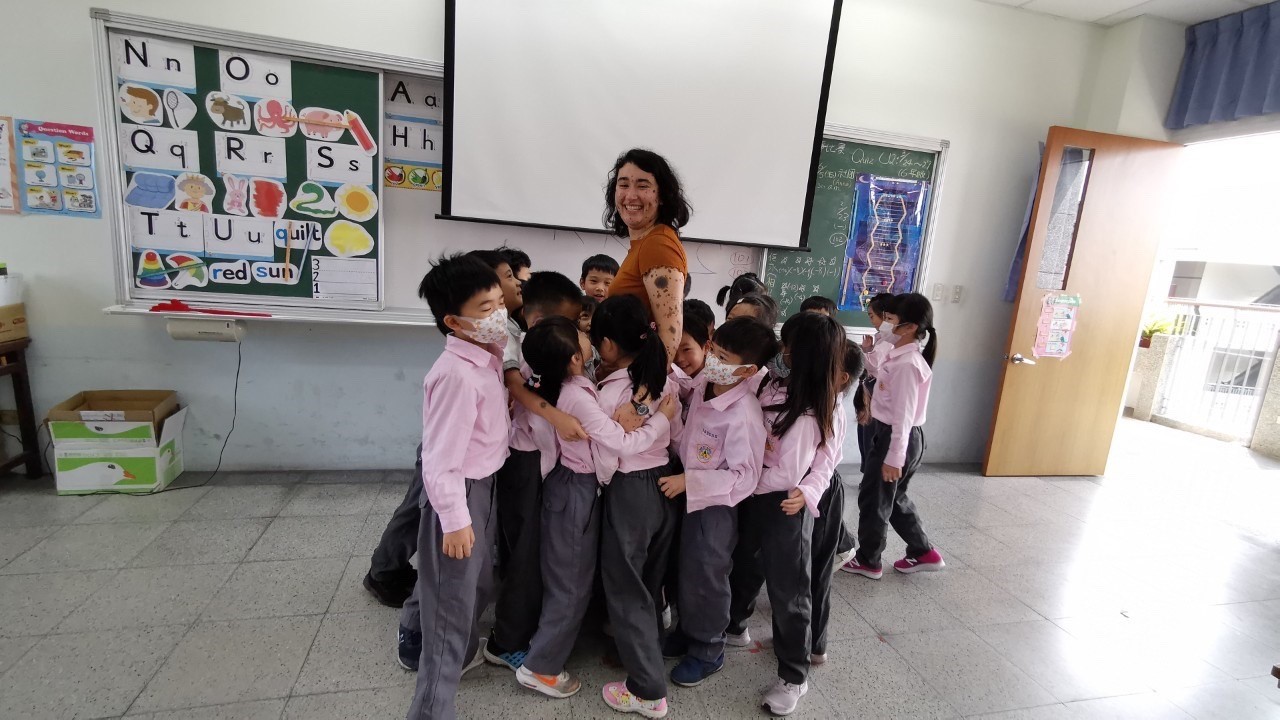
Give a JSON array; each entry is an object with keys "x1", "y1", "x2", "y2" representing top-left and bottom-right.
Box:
[{"x1": 49, "y1": 407, "x2": 187, "y2": 495}]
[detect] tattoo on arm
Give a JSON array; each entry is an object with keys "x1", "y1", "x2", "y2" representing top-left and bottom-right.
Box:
[
  {"x1": 539, "y1": 401, "x2": 547, "y2": 409},
  {"x1": 654, "y1": 275, "x2": 669, "y2": 289}
]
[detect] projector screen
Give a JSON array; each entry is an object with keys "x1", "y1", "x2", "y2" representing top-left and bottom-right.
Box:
[{"x1": 443, "y1": 0, "x2": 841, "y2": 249}]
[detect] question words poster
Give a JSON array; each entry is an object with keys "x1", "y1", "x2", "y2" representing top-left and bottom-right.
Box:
[{"x1": 14, "y1": 119, "x2": 100, "y2": 218}]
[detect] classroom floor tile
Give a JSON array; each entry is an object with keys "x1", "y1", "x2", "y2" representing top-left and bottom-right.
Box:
[{"x1": 0, "y1": 418, "x2": 1276, "y2": 719}]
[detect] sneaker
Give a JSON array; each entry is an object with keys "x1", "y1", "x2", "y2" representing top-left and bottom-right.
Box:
[
  {"x1": 516, "y1": 665, "x2": 581, "y2": 698},
  {"x1": 661, "y1": 632, "x2": 688, "y2": 660},
  {"x1": 364, "y1": 570, "x2": 416, "y2": 608},
  {"x1": 725, "y1": 628, "x2": 752, "y2": 647},
  {"x1": 462, "y1": 640, "x2": 486, "y2": 677},
  {"x1": 761, "y1": 678, "x2": 809, "y2": 716},
  {"x1": 396, "y1": 625, "x2": 421, "y2": 671},
  {"x1": 833, "y1": 548, "x2": 856, "y2": 574},
  {"x1": 839, "y1": 557, "x2": 883, "y2": 579},
  {"x1": 483, "y1": 645, "x2": 527, "y2": 672},
  {"x1": 670, "y1": 653, "x2": 724, "y2": 687},
  {"x1": 893, "y1": 548, "x2": 946, "y2": 574},
  {"x1": 810, "y1": 652, "x2": 827, "y2": 666},
  {"x1": 602, "y1": 681, "x2": 668, "y2": 718}
]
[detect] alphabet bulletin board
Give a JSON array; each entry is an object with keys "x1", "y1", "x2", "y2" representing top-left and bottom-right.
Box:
[{"x1": 100, "y1": 27, "x2": 384, "y2": 310}]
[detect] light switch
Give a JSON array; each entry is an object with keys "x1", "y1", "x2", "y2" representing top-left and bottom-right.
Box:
[
  {"x1": 951, "y1": 285, "x2": 963, "y2": 303},
  {"x1": 932, "y1": 283, "x2": 945, "y2": 302}
]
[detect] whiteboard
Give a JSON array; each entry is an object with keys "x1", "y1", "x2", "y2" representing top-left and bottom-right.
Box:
[{"x1": 95, "y1": 10, "x2": 763, "y2": 325}]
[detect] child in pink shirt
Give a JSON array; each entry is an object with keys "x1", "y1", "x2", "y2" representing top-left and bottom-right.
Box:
[
  {"x1": 844, "y1": 292, "x2": 945, "y2": 580},
  {"x1": 726, "y1": 312, "x2": 846, "y2": 716},
  {"x1": 591, "y1": 295, "x2": 686, "y2": 719},
  {"x1": 402, "y1": 254, "x2": 511, "y2": 720},
  {"x1": 515, "y1": 317, "x2": 676, "y2": 700},
  {"x1": 659, "y1": 318, "x2": 780, "y2": 690}
]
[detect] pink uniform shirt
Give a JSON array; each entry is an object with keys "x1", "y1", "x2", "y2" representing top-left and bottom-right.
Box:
[
  {"x1": 678, "y1": 376, "x2": 766, "y2": 513},
  {"x1": 870, "y1": 343, "x2": 932, "y2": 468},
  {"x1": 757, "y1": 380, "x2": 830, "y2": 518},
  {"x1": 421, "y1": 335, "x2": 511, "y2": 533},
  {"x1": 594, "y1": 369, "x2": 681, "y2": 483},
  {"x1": 808, "y1": 395, "x2": 847, "y2": 489},
  {"x1": 551, "y1": 375, "x2": 670, "y2": 484}
]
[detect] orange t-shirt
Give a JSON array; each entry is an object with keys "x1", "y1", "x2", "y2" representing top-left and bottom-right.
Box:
[{"x1": 607, "y1": 224, "x2": 688, "y2": 317}]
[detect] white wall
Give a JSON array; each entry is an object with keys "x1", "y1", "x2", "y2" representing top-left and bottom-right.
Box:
[
  {"x1": 1198, "y1": 264, "x2": 1280, "y2": 305},
  {"x1": 1, "y1": 0, "x2": 1119, "y2": 469},
  {"x1": 1084, "y1": 16, "x2": 1187, "y2": 142},
  {"x1": 826, "y1": 0, "x2": 1103, "y2": 464}
]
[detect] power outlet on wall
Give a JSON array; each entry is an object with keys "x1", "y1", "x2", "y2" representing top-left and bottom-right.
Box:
[
  {"x1": 932, "y1": 283, "x2": 945, "y2": 302},
  {"x1": 951, "y1": 285, "x2": 964, "y2": 303}
]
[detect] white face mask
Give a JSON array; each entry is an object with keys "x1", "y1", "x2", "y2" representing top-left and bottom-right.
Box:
[
  {"x1": 457, "y1": 307, "x2": 509, "y2": 345},
  {"x1": 703, "y1": 353, "x2": 749, "y2": 386},
  {"x1": 877, "y1": 320, "x2": 898, "y2": 342}
]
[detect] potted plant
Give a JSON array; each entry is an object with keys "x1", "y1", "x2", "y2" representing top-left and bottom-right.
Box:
[{"x1": 1139, "y1": 317, "x2": 1173, "y2": 349}]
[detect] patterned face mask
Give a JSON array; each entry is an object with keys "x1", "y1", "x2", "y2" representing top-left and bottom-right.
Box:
[
  {"x1": 767, "y1": 351, "x2": 791, "y2": 379},
  {"x1": 703, "y1": 353, "x2": 749, "y2": 386},
  {"x1": 456, "y1": 307, "x2": 509, "y2": 345}
]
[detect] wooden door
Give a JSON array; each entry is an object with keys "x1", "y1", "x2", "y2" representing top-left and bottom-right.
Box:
[{"x1": 984, "y1": 126, "x2": 1182, "y2": 476}]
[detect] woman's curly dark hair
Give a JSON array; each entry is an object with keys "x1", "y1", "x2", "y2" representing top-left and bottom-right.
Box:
[{"x1": 603, "y1": 148, "x2": 693, "y2": 237}]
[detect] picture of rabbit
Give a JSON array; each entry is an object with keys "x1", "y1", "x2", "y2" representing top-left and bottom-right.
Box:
[{"x1": 223, "y1": 174, "x2": 248, "y2": 216}]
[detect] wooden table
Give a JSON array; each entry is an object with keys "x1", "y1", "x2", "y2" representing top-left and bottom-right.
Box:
[{"x1": 0, "y1": 338, "x2": 41, "y2": 478}]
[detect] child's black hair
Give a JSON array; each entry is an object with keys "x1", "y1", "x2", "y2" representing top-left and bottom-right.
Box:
[
  {"x1": 580, "y1": 254, "x2": 620, "y2": 280},
  {"x1": 521, "y1": 316, "x2": 581, "y2": 407},
  {"x1": 801, "y1": 295, "x2": 837, "y2": 315},
  {"x1": 712, "y1": 317, "x2": 780, "y2": 369},
  {"x1": 728, "y1": 293, "x2": 780, "y2": 328},
  {"x1": 590, "y1": 294, "x2": 669, "y2": 402},
  {"x1": 418, "y1": 254, "x2": 501, "y2": 337},
  {"x1": 846, "y1": 344, "x2": 868, "y2": 415},
  {"x1": 580, "y1": 294, "x2": 598, "y2": 316},
  {"x1": 894, "y1": 292, "x2": 938, "y2": 367},
  {"x1": 868, "y1": 292, "x2": 898, "y2": 317},
  {"x1": 716, "y1": 272, "x2": 767, "y2": 310},
  {"x1": 682, "y1": 299, "x2": 715, "y2": 347},
  {"x1": 468, "y1": 249, "x2": 509, "y2": 273},
  {"x1": 767, "y1": 313, "x2": 844, "y2": 444},
  {"x1": 522, "y1": 271, "x2": 583, "y2": 317},
  {"x1": 496, "y1": 245, "x2": 531, "y2": 274}
]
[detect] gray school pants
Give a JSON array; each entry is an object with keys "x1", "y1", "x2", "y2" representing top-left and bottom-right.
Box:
[
  {"x1": 600, "y1": 465, "x2": 678, "y2": 701},
  {"x1": 404, "y1": 474, "x2": 497, "y2": 720},
  {"x1": 523, "y1": 465, "x2": 601, "y2": 676},
  {"x1": 489, "y1": 448, "x2": 544, "y2": 655},
  {"x1": 728, "y1": 491, "x2": 814, "y2": 685},
  {"x1": 810, "y1": 472, "x2": 845, "y2": 655},
  {"x1": 368, "y1": 443, "x2": 423, "y2": 584},
  {"x1": 856, "y1": 419, "x2": 930, "y2": 568},
  {"x1": 677, "y1": 504, "x2": 738, "y2": 664}
]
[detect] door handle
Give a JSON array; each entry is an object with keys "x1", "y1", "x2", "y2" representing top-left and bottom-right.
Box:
[{"x1": 1010, "y1": 353, "x2": 1036, "y2": 365}]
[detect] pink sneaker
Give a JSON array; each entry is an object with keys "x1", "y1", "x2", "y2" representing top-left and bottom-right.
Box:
[
  {"x1": 602, "y1": 681, "x2": 668, "y2": 718},
  {"x1": 893, "y1": 548, "x2": 945, "y2": 574},
  {"x1": 839, "y1": 557, "x2": 883, "y2": 579}
]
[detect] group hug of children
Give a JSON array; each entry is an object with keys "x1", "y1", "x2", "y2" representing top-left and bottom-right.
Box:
[{"x1": 390, "y1": 248, "x2": 942, "y2": 720}]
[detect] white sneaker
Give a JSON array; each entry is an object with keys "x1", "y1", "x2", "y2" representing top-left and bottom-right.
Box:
[
  {"x1": 833, "y1": 548, "x2": 856, "y2": 574},
  {"x1": 725, "y1": 628, "x2": 752, "y2": 647},
  {"x1": 761, "y1": 678, "x2": 808, "y2": 716},
  {"x1": 462, "y1": 639, "x2": 486, "y2": 677},
  {"x1": 516, "y1": 665, "x2": 581, "y2": 698}
]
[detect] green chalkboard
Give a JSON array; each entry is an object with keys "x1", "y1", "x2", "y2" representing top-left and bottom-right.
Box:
[
  {"x1": 110, "y1": 30, "x2": 381, "y2": 309},
  {"x1": 764, "y1": 135, "x2": 943, "y2": 328}
]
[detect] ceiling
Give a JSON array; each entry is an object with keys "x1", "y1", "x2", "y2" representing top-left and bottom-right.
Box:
[{"x1": 976, "y1": 0, "x2": 1272, "y2": 26}]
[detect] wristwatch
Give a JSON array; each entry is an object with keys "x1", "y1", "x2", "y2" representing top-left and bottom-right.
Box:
[{"x1": 631, "y1": 399, "x2": 651, "y2": 417}]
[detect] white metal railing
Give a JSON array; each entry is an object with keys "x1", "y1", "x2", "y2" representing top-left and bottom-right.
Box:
[{"x1": 1156, "y1": 299, "x2": 1280, "y2": 442}]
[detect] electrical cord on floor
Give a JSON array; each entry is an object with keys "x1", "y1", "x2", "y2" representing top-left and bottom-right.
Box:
[{"x1": 55, "y1": 339, "x2": 244, "y2": 497}]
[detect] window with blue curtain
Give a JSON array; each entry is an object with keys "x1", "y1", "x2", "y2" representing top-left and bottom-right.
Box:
[{"x1": 1165, "y1": 2, "x2": 1280, "y2": 130}]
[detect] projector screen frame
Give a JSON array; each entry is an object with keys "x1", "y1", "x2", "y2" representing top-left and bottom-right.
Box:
[{"x1": 439, "y1": 0, "x2": 843, "y2": 251}]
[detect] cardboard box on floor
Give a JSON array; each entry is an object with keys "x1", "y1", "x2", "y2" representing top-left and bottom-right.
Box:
[{"x1": 46, "y1": 391, "x2": 186, "y2": 495}]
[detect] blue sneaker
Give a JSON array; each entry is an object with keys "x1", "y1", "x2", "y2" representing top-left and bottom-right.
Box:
[
  {"x1": 396, "y1": 625, "x2": 422, "y2": 671},
  {"x1": 670, "y1": 653, "x2": 724, "y2": 687},
  {"x1": 482, "y1": 645, "x2": 527, "y2": 672}
]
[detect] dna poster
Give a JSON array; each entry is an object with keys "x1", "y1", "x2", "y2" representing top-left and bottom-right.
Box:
[{"x1": 837, "y1": 174, "x2": 930, "y2": 312}]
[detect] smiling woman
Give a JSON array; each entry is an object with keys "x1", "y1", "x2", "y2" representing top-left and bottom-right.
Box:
[{"x1": 604, "y1": 149, "x2": 691, "y2": 363}]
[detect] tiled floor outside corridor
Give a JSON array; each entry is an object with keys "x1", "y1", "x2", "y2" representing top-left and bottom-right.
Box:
[{"x1": 0, "y1": 418, "x2": 1278, "y2": 719}]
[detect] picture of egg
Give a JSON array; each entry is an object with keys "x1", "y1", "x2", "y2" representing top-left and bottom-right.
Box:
[
  {"x1": 334, "y1": 184, "x2": 379, "y2": 222},
  {"x1": 324, "y1": 220, "x2": 375, "y2": 258}
]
